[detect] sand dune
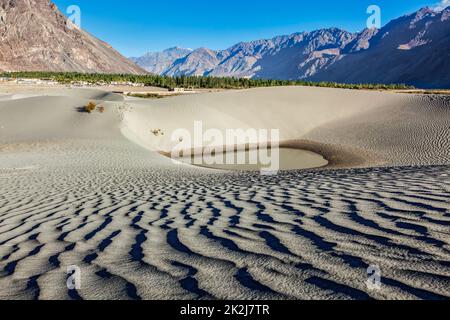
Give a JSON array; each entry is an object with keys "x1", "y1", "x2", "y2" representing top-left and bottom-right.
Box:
[
  {"x1": 122, "y1": 87, "x2": 450, "y2": 167},
  {"x1": 0, "y1": 86, "x2": 449, "y2": 300}
]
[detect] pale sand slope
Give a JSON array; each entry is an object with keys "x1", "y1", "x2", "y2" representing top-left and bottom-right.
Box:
[
  {"x1": 0, "y1": 86, "x2": 449, "y2": 300},
  {"x1": 123, "y1": 87, "x2": 450, "y2": 167}
]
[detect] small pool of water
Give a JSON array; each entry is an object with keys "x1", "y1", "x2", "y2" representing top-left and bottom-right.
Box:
[{"x1": 173, "y1": 147, "x2": 328, "y2": 171}]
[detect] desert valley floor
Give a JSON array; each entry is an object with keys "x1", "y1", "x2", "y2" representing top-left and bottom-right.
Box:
[{"x1": 0, "y1": 86, "x2": 449, "y2": 300}]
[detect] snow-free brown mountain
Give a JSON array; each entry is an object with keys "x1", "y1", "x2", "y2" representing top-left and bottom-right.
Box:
[
  {"x1": 0, "y1": 0, "x2": 145, "y2": 74},
  {"x1": 310, "y1": 7, "x2": 450, "y2": 88},
  {"x1": 133, "y1": 6, "x2": 450, "y2": 88},
  {"x1": 129, "y1": 47, "x2": 193, "y2": 75}
]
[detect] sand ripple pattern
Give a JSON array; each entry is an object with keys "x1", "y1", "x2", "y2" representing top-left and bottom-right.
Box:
[
  {"x1": 0, "y1": 143, "x2": 449, "y2": 300},
  {"x1": 0, "y1": 88, "x2": 449, "y2": 300}
]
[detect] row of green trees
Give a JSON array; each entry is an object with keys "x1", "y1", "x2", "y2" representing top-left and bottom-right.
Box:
[{"x1": 0, "y1": 71, "x2": 415, "y2": 90}]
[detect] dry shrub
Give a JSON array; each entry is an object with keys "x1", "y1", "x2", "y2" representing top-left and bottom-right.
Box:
[
  {"x1": 84, "y1": 102, "x2": 96, "y2": 113},
  {"x1": 151, "y1": 129, "x2": 164, "y2": 136}
]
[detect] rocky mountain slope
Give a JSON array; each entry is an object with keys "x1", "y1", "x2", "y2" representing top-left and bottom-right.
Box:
[
  {"x1": 133, "y1": 6, "x2": 450, "y2": 88},
  {"x1": 310, "y1": 7, "x2": 450, "y2": 88},
  {"x1": 0, "y1": 0, "x2": 145, "y2": 74},
  {"x1": 130, "y1": 47, "x2": 192, "y2": 75}
]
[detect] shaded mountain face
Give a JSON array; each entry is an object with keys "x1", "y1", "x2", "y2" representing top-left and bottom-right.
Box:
[
  {"x1": 135, "y1": 29, "x2": 357, "y2": 79},
  {"x1": 249, "y1": 28, "x2": 356, "y2": 80},
  {"x1": 163, "y1": 47, "x2": 224, "y2": 77},
  {"x1": 129, "y1": 47, "x2": 192, "y2": 74},
  {"x1": 310, "y1": 7, "x2": 450, "y2": 88},
  {"x1": 133, "y1": 6, "x2": 450, "y2": 88},
  {"x1": 0, "y1": 0, "x2": 145, "y2": 74}
]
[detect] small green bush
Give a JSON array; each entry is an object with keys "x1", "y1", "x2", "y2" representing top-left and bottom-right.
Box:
[{"x1": 128, "y1": 93, "x2": 164, "y2": 99}]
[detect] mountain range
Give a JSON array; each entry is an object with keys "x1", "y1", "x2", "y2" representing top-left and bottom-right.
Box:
[
  {"x1": 0, "y1": 1, "x2": 448, "y2": 88},
  {"x1": 131, "y1": 7, "x2": 450, "y2": 88},
  {"x1": 0, "y1": 0, "x2": 144, "y2": 74}
]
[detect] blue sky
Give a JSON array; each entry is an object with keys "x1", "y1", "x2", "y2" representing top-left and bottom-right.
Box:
[{"x1": 52, "y1": 0, "x2": 441, "y2": 57}]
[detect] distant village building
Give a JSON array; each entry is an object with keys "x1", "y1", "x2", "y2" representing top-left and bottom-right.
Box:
[
  {"x1": 169, "y1": 87, "x2": 185, "y2": 93},
  {"x1": 17, "y1": 79, "x2": 38, "y2": 85},
  {"x1": 15, "y1": 78, "x2": 59, "y2": 85}
]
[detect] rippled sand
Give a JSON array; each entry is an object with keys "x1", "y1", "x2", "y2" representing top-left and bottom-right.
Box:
[{"x1": 0, "y1": 86, "x2": 449, "y2": 300}]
